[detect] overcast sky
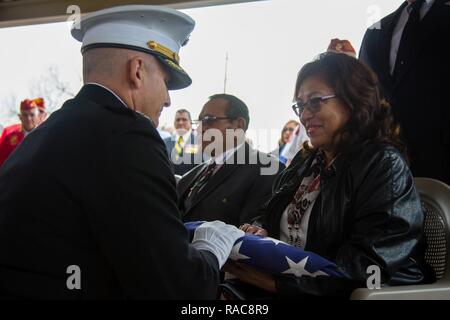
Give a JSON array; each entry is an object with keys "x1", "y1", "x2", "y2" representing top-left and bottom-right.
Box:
[{"x1": 0, "y1": 0, "x2": 404, "y2": 151}]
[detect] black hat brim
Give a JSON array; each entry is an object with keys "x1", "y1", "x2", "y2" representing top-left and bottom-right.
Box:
[{"x1": 154, "y1": 55, "x2": 192, "y2": 90}]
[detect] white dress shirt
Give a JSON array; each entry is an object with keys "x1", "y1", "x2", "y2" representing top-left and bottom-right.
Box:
[
  {"x1": 201, "y1": 143, "x2": 245, "y2": 177},
  {"x1": 389, "y1": 0, "x2": 434, "y2": 75},
  {"x1": 174, "y1": 130, "x2": 192, "y2": 149},
  {"x1": 213, "y1": 142, "x2": 244, "y2": 170}
]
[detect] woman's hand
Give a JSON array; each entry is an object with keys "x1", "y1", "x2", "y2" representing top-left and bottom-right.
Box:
[
  {"x1": 239, "y1": 224, "x2": 268, "y2": 237},
  {"x1": 223, "y1": 261, "x2": 276, "y2": 293}
]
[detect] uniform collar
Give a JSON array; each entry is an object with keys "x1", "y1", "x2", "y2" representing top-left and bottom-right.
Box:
[
  {"x1": 85, "y1": 82, "x2": 129, "y2": 109},
  {"x1": 78, "y1": 84, "x2": 155, "y2": 127}
]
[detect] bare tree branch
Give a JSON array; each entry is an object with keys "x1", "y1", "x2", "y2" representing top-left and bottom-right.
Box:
[
  {"x1": 29, "y1": 65, "x2": 76, "y2": 113},
  {"x1": 0, "y1": 92, "x2": 19, "y2": 125}
]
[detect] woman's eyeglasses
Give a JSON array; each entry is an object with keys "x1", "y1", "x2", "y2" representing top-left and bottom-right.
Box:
[{"x1": 291, "y1": 94, "x2": 336, "y2": 116}]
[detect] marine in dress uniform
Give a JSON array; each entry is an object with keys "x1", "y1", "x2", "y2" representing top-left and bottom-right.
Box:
[{"x1": 0, "y1": 5, "x2": 243, "y2": 299}]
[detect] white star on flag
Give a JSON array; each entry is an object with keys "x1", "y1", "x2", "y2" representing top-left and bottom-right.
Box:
[
  {"x1": 229, "y1": 240, "x2": 250, "y2": 261},
  {"x1": 185, "y1": 221, "x2": 343, "y2": 279},
  {"x1": 282, "y1": 256, "x2": 311, "y2": 277},
  {"x1": 282, "y1": 256, "x2": 330, "y2": 278},
  {"x1": 259, "y1": 237, "x2": 286, "y2": 245}
]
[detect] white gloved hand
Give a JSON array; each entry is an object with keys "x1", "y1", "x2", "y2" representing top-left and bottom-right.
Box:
[{"x1": 191, "y1": 220, "x2": 245, "y2": 268}]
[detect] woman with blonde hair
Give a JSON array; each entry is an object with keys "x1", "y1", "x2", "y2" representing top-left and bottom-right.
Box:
[{"x1": 271, "y1": 120, "x2": 299, "y2": 164}]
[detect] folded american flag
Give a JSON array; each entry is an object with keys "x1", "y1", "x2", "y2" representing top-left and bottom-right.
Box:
[{"x1": 185, "y1": 222, "x2": 343, "y2": 278}]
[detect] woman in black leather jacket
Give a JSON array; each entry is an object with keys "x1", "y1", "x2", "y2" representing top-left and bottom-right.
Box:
[{"x1": 224, "y1": 52, "x2": 434, "y2": 298}]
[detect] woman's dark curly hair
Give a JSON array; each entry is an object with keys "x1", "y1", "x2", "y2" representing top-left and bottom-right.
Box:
[{"x1": 294, "y1": 52, "x2": 407, "y2": 159}]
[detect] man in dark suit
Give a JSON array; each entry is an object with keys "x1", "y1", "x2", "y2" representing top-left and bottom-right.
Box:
[
  {"x1": 0, "y1": 6, "x2": 243, "y2": 299},
  {"x1": 359, "y1": 0, "x2": 450, "y2": 184},
  {"x1": 164, "y1": 109, "x2": 201, "y2": 176},
  {"x1": 178, "y1": 94, "x2": 284, "y2": 227}
]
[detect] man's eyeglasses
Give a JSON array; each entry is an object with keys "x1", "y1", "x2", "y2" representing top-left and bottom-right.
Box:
[
  {"x1": 291, "y1": 94, "x2": 336, "y2": 116},
  {"x1": 193, "y1": 116, "x2": 235, "y2": 125}
]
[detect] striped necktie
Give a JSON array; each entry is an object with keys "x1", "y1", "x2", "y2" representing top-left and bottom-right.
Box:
[
  {"x1": 187, "y1": 161, "x2": 217, "y2": 199},
  {"x1": 175, "y1": 136, "x2": 184, "y2": 156}
]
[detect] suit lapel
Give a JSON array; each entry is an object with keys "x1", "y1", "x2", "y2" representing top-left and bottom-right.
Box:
[
  {"x1": 184, "y1": 143, "x2": 250, "y2": 215},
  {"x1": 188, "y1": 132, "x2": 195, "y2": 145},
  {"x1": 377, "y1": 3, "x2": 407, "y2": 89},
  {"x1": 183, "y1": 132, "x2": 200, "y2": 159},
  {"x1": 178, "y1": 162, "x2": 208, "y2": 200},
  {"x1": 393, "y1": 0, "x2": 445, "y2": 89},
  {"x1": 186, "y1": 161, "x2": 239, "y2": 213},
  {"x1": 381, "y1": 6, "x2": 404, "y2": 71}
]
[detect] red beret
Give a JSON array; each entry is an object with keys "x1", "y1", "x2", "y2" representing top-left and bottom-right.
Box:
[
  {"x1": 327, "y1": 39, "x2": 356, "y2": 57},
  {"x1": 34, "y1": 97, "x2": 46, "y2": 111},
  {"x1": 20, "y1": 99, "x2": 38, "y2": 112}
]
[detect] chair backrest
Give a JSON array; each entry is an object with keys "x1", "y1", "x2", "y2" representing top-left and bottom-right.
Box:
[{"x1": 415, "y1": 178, "x2": 450, "y2": 281}]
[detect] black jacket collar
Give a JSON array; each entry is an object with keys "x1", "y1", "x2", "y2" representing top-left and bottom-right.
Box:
[
  {"x1": 180, "y1": 142, "x2": 256, "y2": 214},
  {"x1": 76, "y1": 84, "x2": 130, "y2": 112}
]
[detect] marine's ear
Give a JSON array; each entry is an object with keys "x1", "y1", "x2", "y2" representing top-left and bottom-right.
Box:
[{"x1": 129, "y1": 56, "x2": 146, "y2": 89}]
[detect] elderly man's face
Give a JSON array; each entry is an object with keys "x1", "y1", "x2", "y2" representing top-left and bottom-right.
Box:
[
  {"x1": 174, "y1": 112, "x2": 191, "y2": 135},
  {"x1": 198, "y1": 98, "x2": 244, "y2": 157},
  {"x1": 19, "y1": 108, "x2": 39, "y2": 132}
]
